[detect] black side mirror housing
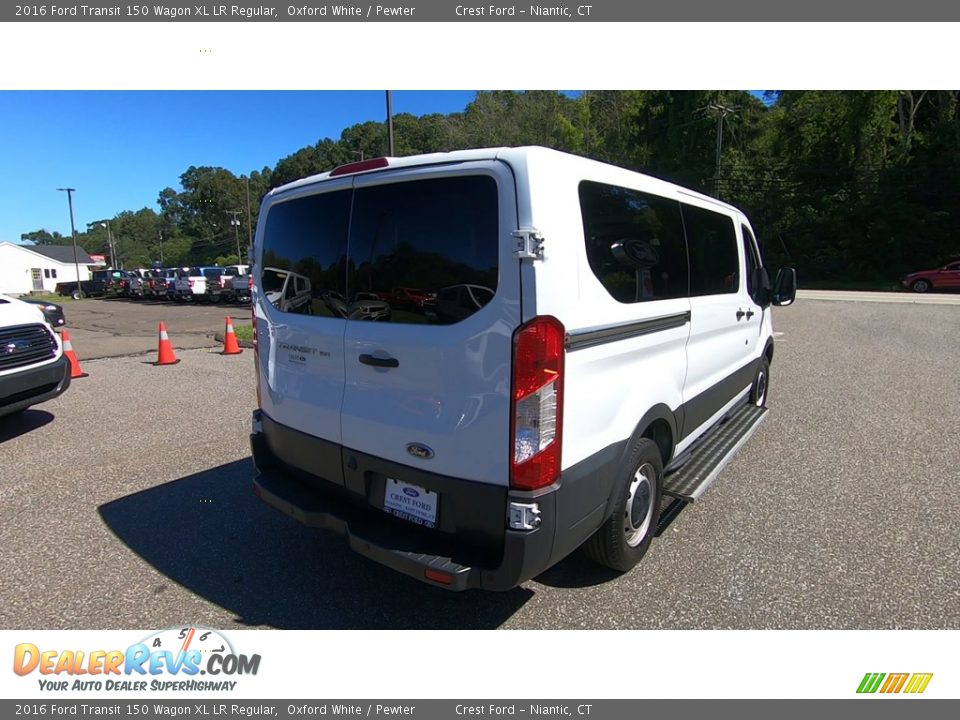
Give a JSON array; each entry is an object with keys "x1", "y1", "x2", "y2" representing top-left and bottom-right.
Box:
[{"x1": 772, "y1": 267, "x2": 797, "y2": 306}]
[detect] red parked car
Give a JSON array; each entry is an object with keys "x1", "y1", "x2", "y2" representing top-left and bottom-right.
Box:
[
  {"x1": 901, "y1": 260, "x2": 960, "y2": 293},
  {"x1": 378, "y1": 286, "x2": 436, "y2": 311}
]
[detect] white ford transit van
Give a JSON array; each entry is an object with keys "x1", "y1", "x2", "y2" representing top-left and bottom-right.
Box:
[{"x1": 250, "y1": 147, "x2": 797, "y2": 590}]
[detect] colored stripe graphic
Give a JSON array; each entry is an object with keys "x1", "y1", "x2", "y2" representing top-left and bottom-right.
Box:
[
  {"x1": 903, "y1": 673, "x2": 933, "y2": 694},
  {"x1": 880, "y1": 673, "x2": 909, "y2": 693},
  {"x1": 857, "y1": 672, "x2": 933, "y2": 694},
  {"x1": 857, "y1": 673, "x2": 885, "y2": 693}
]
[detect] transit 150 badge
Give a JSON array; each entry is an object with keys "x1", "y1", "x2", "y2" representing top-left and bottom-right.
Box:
[{"x1": 12, "y1": 627, "x2": 261, "y2": 692}]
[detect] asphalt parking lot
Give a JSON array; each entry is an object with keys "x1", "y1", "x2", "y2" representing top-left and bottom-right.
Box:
[
  {"x1": 52, "y1": 297, "x2": 252, "y2": 360},
  {"x1": 1, "y1": 294, "x2": 958, "y2": 629}
]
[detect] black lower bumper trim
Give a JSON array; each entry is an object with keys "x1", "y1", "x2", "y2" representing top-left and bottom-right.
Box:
[
  {"x1": 253, "y1": 468, "x2": 550, "y2": 591},
  {"x1": 0, "y1": 355, "x2": 71, "y2": 417}
]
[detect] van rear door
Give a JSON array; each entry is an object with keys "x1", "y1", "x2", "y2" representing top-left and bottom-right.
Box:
[
  {"x1": 340, "y1": 162, "x2": 520, "y2": 486},
  {"x1": 254, "y1": 178, "x2": 353, "y2": 485}
]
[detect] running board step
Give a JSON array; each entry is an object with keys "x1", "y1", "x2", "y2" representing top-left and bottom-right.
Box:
[{"x1": 661, "y1": 404, "x2": 767, "y2": 502}]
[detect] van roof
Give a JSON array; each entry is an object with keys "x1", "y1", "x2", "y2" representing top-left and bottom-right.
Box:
[{"x1": 268, "y1": 145, "x2": 741, "y2": 215}]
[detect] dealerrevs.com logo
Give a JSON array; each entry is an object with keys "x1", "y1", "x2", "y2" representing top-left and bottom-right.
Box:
[
  {"x1": 857, "y1": 673, "x2": 933, "y2": 694},
  {"x1": 13, "y1": 627, "x2": 261, "y2": 692}
]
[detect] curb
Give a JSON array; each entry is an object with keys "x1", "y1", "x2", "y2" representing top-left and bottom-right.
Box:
[{"x1": 213, "y1": 332, "x2": 255, "y2": 349}]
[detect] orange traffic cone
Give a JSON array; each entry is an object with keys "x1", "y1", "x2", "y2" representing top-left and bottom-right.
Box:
[
  {"x1": 155, "y1": 322, "x2": 180, "y2": 366},
  {"x1": 61, "y1": 330, "x2": 88, "y2": 378},
  {"x1": 221, "y1": 316, "x2": 242, "y2": 355}
]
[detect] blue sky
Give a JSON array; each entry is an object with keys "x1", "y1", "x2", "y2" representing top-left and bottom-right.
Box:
[{"x1": 0, "y1": 91, "x2": 481, "y2": 243}]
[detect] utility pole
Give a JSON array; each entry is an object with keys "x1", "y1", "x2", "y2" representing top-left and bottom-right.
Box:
[
  {"x1": 227, "y1": 210, "x2": 242, "y2": 264},
  {"x1": 57, "y1": 187, "x2": 83, "y2": 299},
  {"x1": 158, "y1": 229, "x2": 164, "y2": 265},
  {"x1": 244, "y1": 177, "x2": 253, "y2": 250},
  {"x1": 386, "y1": 90, "x2": 395, "y2": 156},
  {"x1": 705, "y1": 101, "x2": 737, "y2": 198}
]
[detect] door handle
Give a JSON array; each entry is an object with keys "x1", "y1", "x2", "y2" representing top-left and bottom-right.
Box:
[
  {"x1": 736, "y1": 309, "x2": 746, "y2": 320},
  {"x1": 359, "y1": 354, "x2": 399, "y2": 368},
  {"x1": 745, "y1": 309, "x2": 755, "y2": 320}
]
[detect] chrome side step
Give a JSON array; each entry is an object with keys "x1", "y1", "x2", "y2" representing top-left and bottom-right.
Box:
[
  {"x1": 655, "y1": 404, "x2": 767, "y2": 536},
  {"x1": 662, "y1": 404, "x2": 768, "y2": 502}
]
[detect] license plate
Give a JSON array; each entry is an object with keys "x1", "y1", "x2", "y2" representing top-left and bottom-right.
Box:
[{"x1": 384, "y1": 478, "x2": 438, "y2": 528}]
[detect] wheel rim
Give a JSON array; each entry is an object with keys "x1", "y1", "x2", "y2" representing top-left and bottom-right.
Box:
[
  {"x1": 755, "y1": 369, "x2": 767, "y2": 406},
  {"x1": 624, "y1": 463, "x2": 655, "y2": 547},
  {"x1": 914, "y1": 280, "x2": 929, "y2": 292}
]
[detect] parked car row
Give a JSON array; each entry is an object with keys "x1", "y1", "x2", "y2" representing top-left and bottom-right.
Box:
[{"x1": 56, "y1": 265, "x2": 252, "y2": 304}]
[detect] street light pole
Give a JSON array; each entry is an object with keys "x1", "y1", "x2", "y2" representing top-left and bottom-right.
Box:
[
  {"x1": 57, "y1": 187, "x2": 83, "y2": 299},
  {"x1": 100, "y1": 221, "x2": 115, "y2": 268},
  {"x1": 227, "y1": 210, "x2": 242, "y2": 264}
]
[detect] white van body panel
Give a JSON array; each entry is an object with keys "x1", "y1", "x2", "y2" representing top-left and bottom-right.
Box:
[
  {"x1": 340, "y1": 161, "x2": 520, "y2": 483},
  {"x1": 254, "y1": 176, "x2": 355, "y2": 449},
  {"x1": 499, "y1": 148, "x2": 692, "y2": 470}
]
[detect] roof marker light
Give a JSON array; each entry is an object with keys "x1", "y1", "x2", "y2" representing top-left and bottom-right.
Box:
[{"x1": 329, "y1": 157, "x2": 390, "y2": 177}]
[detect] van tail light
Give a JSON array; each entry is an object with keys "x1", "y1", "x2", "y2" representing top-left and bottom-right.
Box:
[
  {"x1": 248, "y1": 275, "x2": 253, "y2": 290},
  {"x1": 510, "y1": 316, "x2": 565, "y2": 491}
]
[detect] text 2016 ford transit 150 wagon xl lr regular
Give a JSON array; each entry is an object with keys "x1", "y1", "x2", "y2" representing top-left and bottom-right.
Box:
[{"x1": 249, "y1": 147, "x2": 797, "y2": 590}]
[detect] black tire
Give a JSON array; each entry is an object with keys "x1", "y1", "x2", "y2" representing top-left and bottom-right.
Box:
[
  {"x1": 750, "y1": 356, "x2": 770, "y2": 407},
  {"x1": 911, "y1": 279, "x2": 931, "y2": 293},
  {"x1": 583, "y1": 438, "x2": 662, "y2": 572}
]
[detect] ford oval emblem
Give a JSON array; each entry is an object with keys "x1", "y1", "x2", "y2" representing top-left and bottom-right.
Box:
[
  {"x1": 406, "y1": 443, "x2": 434, "y2": 460},
  {"x1": 402, "y1": 487, "x2": 419, "y2": 498}
]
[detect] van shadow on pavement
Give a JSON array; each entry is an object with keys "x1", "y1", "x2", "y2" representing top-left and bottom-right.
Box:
[
  {"x1": 0, "y1": 409, "x2": 55, "y2": 443},
  {"x1": 98, "y1": 459, "x2": 532, "y2": 629}
]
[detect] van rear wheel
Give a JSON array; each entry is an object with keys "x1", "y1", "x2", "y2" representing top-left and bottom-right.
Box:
[{"x1": 583, "y1": 438, "x2": 662, "y2": 572}]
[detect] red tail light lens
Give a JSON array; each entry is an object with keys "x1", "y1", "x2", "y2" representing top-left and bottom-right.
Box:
[
  {"x1": 510, "y1": 316, "x2": 565, "y2": 491},
  {"x1": 329, "y1": 157, "x2": 390, "y2": 177}
]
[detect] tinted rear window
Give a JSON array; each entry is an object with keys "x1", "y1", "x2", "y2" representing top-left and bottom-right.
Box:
[
  {"x1": 260, "y1": 189, "x2": 352, "y2": 317},
  {"x1": 259, "y1": 175, "x2": 499, "y2": 324},
  {"x1": 348, "y1": 175, "x2": 499, "y2": 325}
]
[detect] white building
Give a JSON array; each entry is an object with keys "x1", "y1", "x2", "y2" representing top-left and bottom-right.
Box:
[{"x1": 0, "y1": 242, "x2": 94, "y2": 295}]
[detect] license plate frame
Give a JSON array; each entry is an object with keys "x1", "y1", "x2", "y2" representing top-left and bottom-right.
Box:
[{"x1": 383, "y1": 478, "x2": 439, "y2": 528}]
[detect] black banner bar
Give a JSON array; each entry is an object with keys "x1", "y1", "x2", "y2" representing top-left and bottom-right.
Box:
[
  {"x1": 4, "y1": 1, "x2": 960, "y2": 21},
  {"x1": 2, "y1": 700, "x2": 957, "y2": 719}
]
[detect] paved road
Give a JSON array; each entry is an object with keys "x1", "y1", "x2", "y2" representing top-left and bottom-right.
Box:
[
  {"x1": 1, "y1": 297, "x2": 958, "y2": 629},
  {"x1": 798, "y1": 289, "x2": 960, "y2": 305}
]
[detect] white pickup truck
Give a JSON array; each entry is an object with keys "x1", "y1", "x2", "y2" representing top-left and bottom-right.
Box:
[
  {"x1": 207, "y1": 264, "x2": 250, "y2": 303},
  {"x1": 172, "y1": 266, "x2": 225, "y2": 302},
  {"x1": 0, "y1": 294, "x2": 71, "y2": 417}
]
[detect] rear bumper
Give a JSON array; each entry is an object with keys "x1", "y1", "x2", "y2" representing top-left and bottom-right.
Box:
[
  {"x1": 0, "y1": 354, "x2": 71, "y2": 417},
  {"x1": 250, "y1": 410, "x2": 614, "y2": 591}
]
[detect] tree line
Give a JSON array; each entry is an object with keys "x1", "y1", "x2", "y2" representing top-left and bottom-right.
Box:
[{"x1": 23, "y1": 90, "x2": 960, "y2": 282}]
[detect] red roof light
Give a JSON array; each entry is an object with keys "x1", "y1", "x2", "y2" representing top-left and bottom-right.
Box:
[{"x1": 329, "y1": 157, "x2": 390, "y2": 177}]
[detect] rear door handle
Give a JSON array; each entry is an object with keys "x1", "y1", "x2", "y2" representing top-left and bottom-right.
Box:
[
  {"x1": 745, "y1": 309, "x2": 755, "y2": 319},
  {"x1": 736, "y1": 309, "x2": 746, "y2": 320},
  {"x1": 359, "y1": 354, "x2": 399, "y2": 368}
]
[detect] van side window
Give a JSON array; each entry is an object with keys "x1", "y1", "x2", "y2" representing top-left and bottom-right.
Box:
[
  {"x1": 260, "y1": 189, "x2": 351, "y2": 317},
  {"x1": 579, "y1": 181, "x2": 688, "y2": 304},
  {"x1": 741, "y1": 224, "x2": 762, "y2": 299},
  {"x1": 682, "y1": 204, "x2": 739, "y2": 296},
  {"x1": 347, "y1": 175, "x2": 499, "y2": 325}
]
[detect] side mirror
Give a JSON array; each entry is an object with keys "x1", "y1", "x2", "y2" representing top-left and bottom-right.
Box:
[{"x1": 772, "y1": 267, "x2": 797, "y2": 306}]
